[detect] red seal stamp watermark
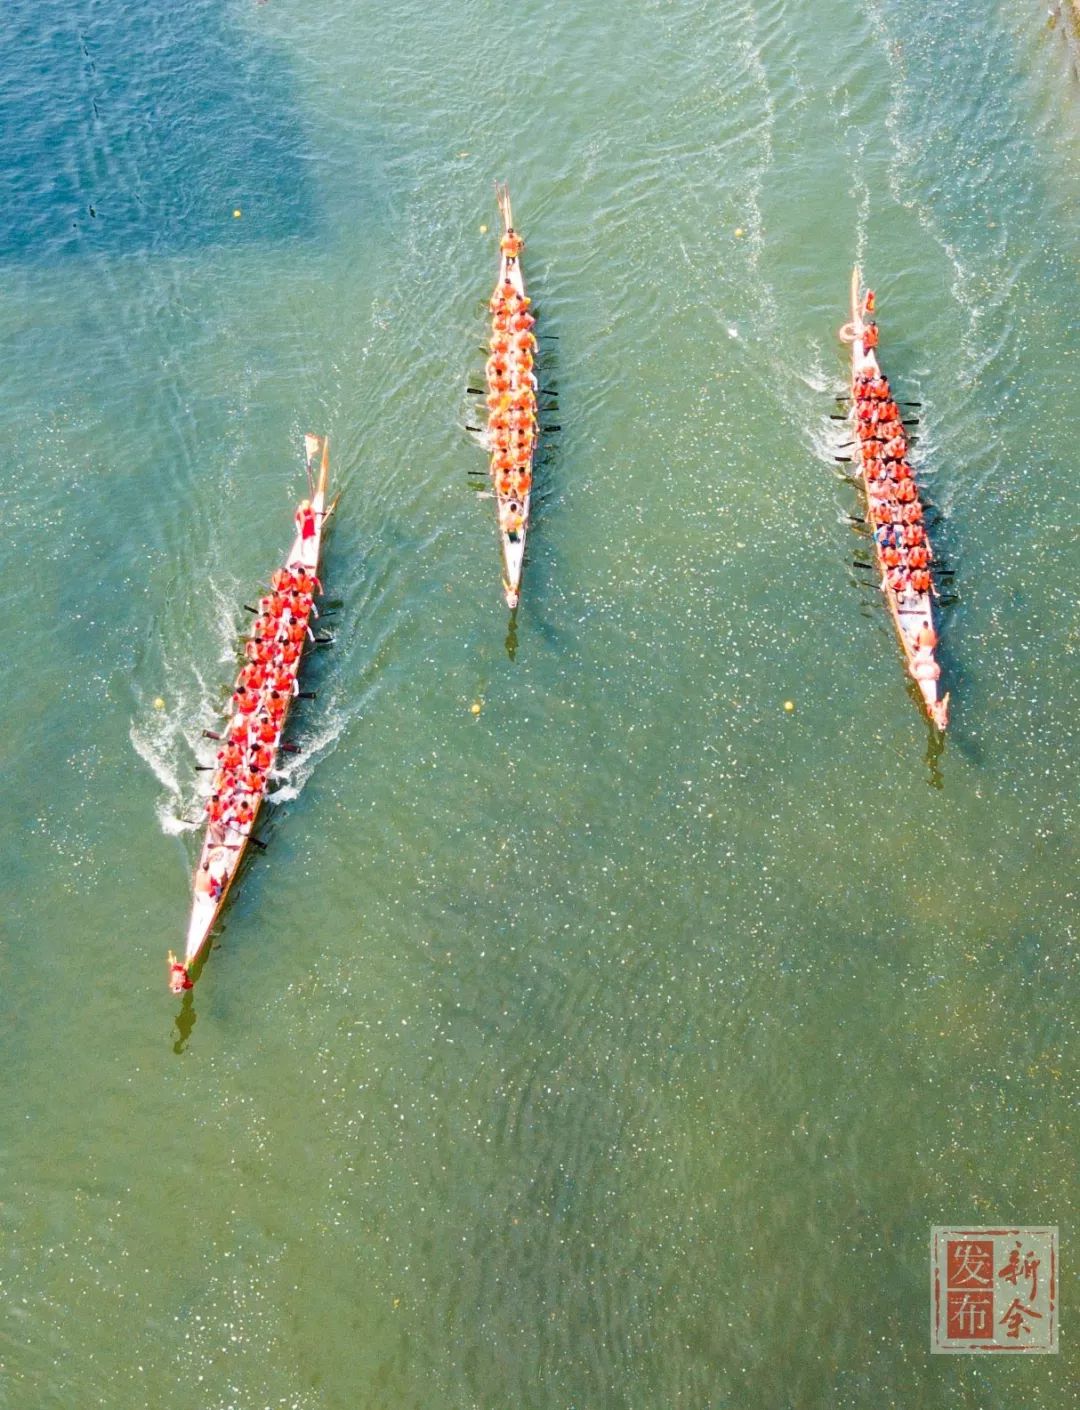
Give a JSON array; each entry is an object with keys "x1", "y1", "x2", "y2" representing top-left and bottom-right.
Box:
[{"x1": 931, "y1": 1227, "x2": 1058, "y2": 1353}]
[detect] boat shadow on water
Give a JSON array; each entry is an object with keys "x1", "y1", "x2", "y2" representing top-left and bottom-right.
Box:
[
  {"x1": 921, "y1": 705, "x2": 946, "y2": 790},
  {"x1": 171, "y1": 982, "x2": 198, "y2": 1055}
]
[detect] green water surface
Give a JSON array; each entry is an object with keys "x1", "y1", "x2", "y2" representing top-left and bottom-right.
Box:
[{"x1": 2, "y1": 0, "x2": 1078, "y2": 1406}]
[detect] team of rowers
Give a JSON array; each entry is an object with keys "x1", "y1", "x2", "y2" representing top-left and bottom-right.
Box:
[
  {"x1": 851, "y1": 342, "x2": 942, "y2": 694},
  {"x1": 200, "y1": 548, "x2": 322, "y2": 864},
  {"x1": 485, "y1": 228, "x2": 537, "y2": 543},
  {"x1": 852, "y1": 361, "x2": 936, "y2": 601}
]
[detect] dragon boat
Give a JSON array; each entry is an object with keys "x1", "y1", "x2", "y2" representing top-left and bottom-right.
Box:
[
  {"x1": 483, "y1": 182, "x2": 538, "y2": 610},
  {"x1": 840, "y1": 268, "x2": 948, "y2": 730},
  {"x1": 168, "y1": 435, "x2": 333, "y2": 992}
]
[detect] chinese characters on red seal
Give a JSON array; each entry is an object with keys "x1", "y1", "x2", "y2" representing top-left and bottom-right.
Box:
[{"x1": 931, "y1": 1227, "x2": 1057, "y2": 1353}]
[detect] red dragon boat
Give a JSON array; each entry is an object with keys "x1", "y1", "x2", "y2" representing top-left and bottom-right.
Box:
[
  {"x1": 168, "y1": 436, "x2": 333, "y2": 992},
  {"x1": 840, "y1": 269, "x2": 948, "y2": 730},
  {"x1": 483, "y1": 183, "x2": 538, "y2": 610}
]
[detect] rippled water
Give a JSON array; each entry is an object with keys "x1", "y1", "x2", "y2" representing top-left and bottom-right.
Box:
[{"x1": 2, "y1": 1, "x2": 1078, "y2": 1406}]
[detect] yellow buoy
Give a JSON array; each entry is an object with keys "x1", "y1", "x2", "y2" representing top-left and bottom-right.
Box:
[
  {"x1": 153, "y1": 697, "x2": 165, "y2": 710},
  {"x1": 734, "y1": 227, "x2": 744, "y2": 238},
  {"x1": 479, "y1": 223, "x2": 488, "y2": 234},
  {"x1": 232, "y1": 209, "x2": 242, "y2": 219},
  {"x1": 784, "y1": 700, "x2": 795, "y2": 712},
  {"x1": 470, "y1": 702, "x2": 482, "y2": 715}
]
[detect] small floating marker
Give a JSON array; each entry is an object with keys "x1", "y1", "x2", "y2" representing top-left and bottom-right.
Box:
[
  {"x1": 784, "y1": 700, "x2": 795, "y2": 713},
  {"x1": 470, "y1": 701, "x2": 482, "y2": 715},
  {"x1": 479, "y1": 223, "x2": 488, "y2": 234},
  {"x1": 153, "y1": 697, "x2": 165, "y2": 710},
  {"x1": 232, "y1": 209, "x2": 242, "y2": 219},
  {"x1": 734, "y1": 227, "x2": 744, "y2": 238}
]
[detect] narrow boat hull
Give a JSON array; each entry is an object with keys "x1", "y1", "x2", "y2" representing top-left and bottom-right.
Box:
[{"x1": 177, "y1": 436, "x2": 332, "y2": 982}]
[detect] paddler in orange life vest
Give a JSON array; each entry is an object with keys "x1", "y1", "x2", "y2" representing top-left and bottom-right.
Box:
[
  {"x1": 501, "y1": 227, "x2": 524, "y2": 263},
  {"x1": 910, "y1": 567, "x2": 933, "y2": 595},
  {"x1": 216, "y1": 740, "x2": 245, "y2": 773},
  {"x1": 227, "y1": 797, "x2": 255, "y2": 833},
  {"x1": 293, "y1": 567, "x2": 321, "y2": 596},
  {"x1": 502, "y1": 501, "x2": 525, "y2": 542},
  {"x1": 273, "y1": 664, "x2": 299, "y2": 696},
  {"x1": 255, "y1": 713, "x2": 278, "y2": 746},
  {"x1": 246, "y1": 635, "x2": 276, "y2": 665},
  {"x1": 232, "y1": 683, "x2": 260, "y2": 715},
  {"x1": 265, "y1": 690, "x2": 288, "y2": 724},
  {"x1": 250, "y1": 743, "x2": 274, "y2": 774},
  {"x1": 907, "y1": 541, "x2": 930, "y2": 570}
]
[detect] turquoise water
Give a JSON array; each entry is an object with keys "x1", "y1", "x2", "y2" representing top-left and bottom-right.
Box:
[{"x1": 2, "y1": 0, "x2": 1078, "y2": 1405}]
